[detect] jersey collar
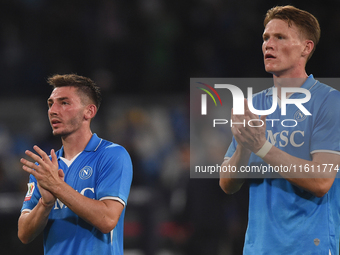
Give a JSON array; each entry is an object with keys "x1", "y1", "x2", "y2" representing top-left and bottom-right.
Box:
[
  {"x1": 266, "y1": 74, "x2": 317, "y2": 96},
  {"x1": 84, "y1": 133, "x2": 102, "y2": 152},
  {"x1": 56, "y1": 133, "x2": 102, "y2": 159}
]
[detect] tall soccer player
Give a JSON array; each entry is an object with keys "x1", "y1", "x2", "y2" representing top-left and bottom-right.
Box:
[
  {"x1": 18, "y1": 74, "x2": 133, "y2": 255},
  {"x1": 220, "y1": 5, "x2": 340, "y2": 255}
]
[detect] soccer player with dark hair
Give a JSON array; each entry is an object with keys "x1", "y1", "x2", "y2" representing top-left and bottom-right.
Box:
[
  {"x1": 220, "y1": 6, "x2": 340, "y2": 254},
  {"x1": 18, "y1": 74, "x2": 133, "y2": 255}
]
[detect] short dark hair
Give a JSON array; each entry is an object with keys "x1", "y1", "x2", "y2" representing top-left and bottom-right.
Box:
[
  {"x1": 264, "y1": 5, "x2": 321, "y2": 60},
  {"x1": 47, "y1": 74, "x2": 102, "y2": 109}
]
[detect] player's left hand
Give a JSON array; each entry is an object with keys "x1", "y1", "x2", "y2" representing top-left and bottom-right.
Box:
[
  {"x1": 20, "y1": 146, "x2": 63, "y2": 193},
  {"x1": 231, "y1": 99, "x2": 267, "y2": 153}
]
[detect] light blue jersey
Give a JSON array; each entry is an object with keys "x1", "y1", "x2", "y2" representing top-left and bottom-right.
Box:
[
  {"x1": 21, "y1": 134, "x2": 133, "y2": 255},
  {"x1": 225, "y1": 75, "x2": 340, "y2": 255}
]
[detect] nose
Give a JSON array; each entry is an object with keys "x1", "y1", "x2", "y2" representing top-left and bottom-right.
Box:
[
  {"x1": 48, "y1": 103, "x2": 58, "y2": 116},
  {"x1": 264, "y1": 37, "x2": 274, "y2": 51}
]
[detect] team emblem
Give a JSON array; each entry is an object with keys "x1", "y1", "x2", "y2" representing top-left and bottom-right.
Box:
[
  {"x1": 294, "y1": 109, "x2": 307, "y2": 122},
  {"x1": 24, "y1": 182, "x2": 35, "y2": 201},
  {"x1": 79, "y1": 166, "x2": 93, "y2": 180}
]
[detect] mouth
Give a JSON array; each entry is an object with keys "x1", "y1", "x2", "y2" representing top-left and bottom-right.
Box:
[
  {"x1": 51, "y1": 119, "x2": 62, "y2": 127},
  {"x1": 265, "y1": 53, "x2": 276, "y2": 60}
]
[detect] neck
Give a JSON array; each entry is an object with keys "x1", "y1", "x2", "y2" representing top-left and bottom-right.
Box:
[
  {"x1": 273, "y1": 70, "x2": 309, "y2": 99},
  {"x1": 61, "y1": 129, "x2": 93, "y2": 160}
]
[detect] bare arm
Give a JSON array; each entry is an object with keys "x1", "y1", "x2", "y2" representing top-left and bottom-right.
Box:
[
  {"x1": 219, "y1": 144, "x2": 251, "y2": 194},
  {"x1": 18, "y1": 155, "x2": 60, "y2": 244},
  {"x1": 219, "y1": 105, "x2": 253, "y2": 194},
  {"x1": 51, "y1": 182, "x2": 124, "y2": 233},
  {"x1": 262, "y1": 146, "x2": 339, "y2": 197},
  {"x1": 18, "y1": 198, "x2": 54, "y2": 244}
]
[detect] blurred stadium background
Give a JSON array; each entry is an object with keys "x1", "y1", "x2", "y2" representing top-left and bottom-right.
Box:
[{"x1": 0, "y1": 0, "x2": 339, "y2": 254}]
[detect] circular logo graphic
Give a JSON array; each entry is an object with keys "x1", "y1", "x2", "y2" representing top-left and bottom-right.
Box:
[
  {"x1": 79, "y1": 166, "x2": 93, "y2": 180},
  {"x1": 294, "y1": 109, "x2": 307, "y2": 122}
]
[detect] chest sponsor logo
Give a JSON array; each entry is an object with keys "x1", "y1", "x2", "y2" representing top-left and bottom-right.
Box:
[
  {"x1": 24, "y1": 182, "x2": 35, "y2": 201},
  {"x1": 54, "y1": 187, "x2": 95, "y2": 209},
  {"x1": 79, "y1": 166, "x2": 93, "y2": 180},
  {"x1": 267, "y1": 130, "x2": 304, "y2": 148}
]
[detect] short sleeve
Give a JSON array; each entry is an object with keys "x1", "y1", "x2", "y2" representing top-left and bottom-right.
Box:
[
  {"x1": 95, "y1": 145, "x2": 133, "y2": 206},
  {"x1": 311, "y1": 90, "x2": 340, "y2": 154},
  {"x1": 21, "y1": 174, "x2": 41, "y2": 212}
]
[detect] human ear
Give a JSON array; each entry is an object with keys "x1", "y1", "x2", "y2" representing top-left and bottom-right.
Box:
[
  {"x1": 84, "y1": 104, "x2": 97, "y2": 120},
  {"x1": 302, "y1": 40, "x2": 314, "y2": 58}
]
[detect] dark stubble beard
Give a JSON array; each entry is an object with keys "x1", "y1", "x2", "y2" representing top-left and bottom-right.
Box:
[{"x1": 52, "y1": 113, "x2": 84, "y2": 138}]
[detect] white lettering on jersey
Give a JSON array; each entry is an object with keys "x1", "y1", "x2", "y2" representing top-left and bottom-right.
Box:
[
  {"x1": 54, "y1": 187, "x2": 95, "y2": 210},
  {"x1": 54, "y1": 198, "x2": 66, "y2": 210},
  {"x1": 267, "y1": 130, "x2": 279, "y2": 146},
  {"x1": 290, "y1": 130, "x2": 304, "y2": 147},
  {"x1": 80, "y1": 187, "x2": 95, "y2": 196},
  {"x1": 266, "y1": 130, "x2": 305, "y2": 148},
  {"x1": 279, "y1": 130, "x2": 289, "y2": 147}
]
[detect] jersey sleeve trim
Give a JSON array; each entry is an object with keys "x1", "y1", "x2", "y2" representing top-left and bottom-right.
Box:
[
  {"x1": 311, "y1": 150, "x2": 340, "y2": 155},
  {"x1": 99, "y1": 196, "x2": 126, "y2": 207}
]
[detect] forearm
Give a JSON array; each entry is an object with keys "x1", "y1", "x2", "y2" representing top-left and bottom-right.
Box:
[
  {"x1": 262, "y1": 146, "x2": 337, "y2": 197},
  {"x1": 18, "y1": 199, "x2": 53, "y2": 244},
  {"x1": 51, "y1": 182, "x2": 121, "y2": 233},
  {"x1": 219, "y1": 145, "x2": 251, "y2": 194},
  {"x1": 20, "y1": 146, "x2": 124, "y2": 234}
]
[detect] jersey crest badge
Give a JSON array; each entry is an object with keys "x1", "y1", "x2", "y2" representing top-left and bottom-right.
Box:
[
  {"x1": 24, "y1": 182, "x2": 35, "y2": 201},
  {"x1": 294, "y1": 109, "x2": 307, "y2": 122},
  {"x1": 79, "y1": 166, "x2": 93, "y2": 180}
]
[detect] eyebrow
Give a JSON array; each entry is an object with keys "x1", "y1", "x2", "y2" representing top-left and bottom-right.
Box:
[
  {"x1": 47, "y1": 97, "x2": 69, "y2": 104},
  {"x1": 263, "y1": 32, "x2": 285, "y2": 38}
]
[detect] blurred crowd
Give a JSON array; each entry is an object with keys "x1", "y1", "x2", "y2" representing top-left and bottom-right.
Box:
[{"x1": 0, "y1": 0, "x2": 339, "y2": 254}]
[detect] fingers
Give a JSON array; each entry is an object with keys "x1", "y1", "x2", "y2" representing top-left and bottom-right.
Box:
[
  {"x1": 24, "y1": 149, "x2": 44, "y2": 165},
  {"x1": 233, "y1": 99, "x2": 266, "y2": 129},
  {"x1": 20, "y1": 160, "x2": 36, "y2": 175},
  {"x1": 24, "y1": 146, "x2": 55, "y2": 167},
  {"x1": 24, "y1": 146, "x2": 49, "y2": 170},
  {"x1": 231, "y1": 99, "x2": 267, "y2": 152},
  {"x1": 58, "y1": 169, "x2": 65, "y2": 181},
  {"x1": 21, "y1": 146, "x2": 57, "y2": 176},
  {"x1": 33, "y1": 145, "x2": 50, "y2": 162},
  {"x1": 243, "y1": 98, "x2": 249, "y2": 112},
  {"x1": 51, "y1": 149, "x2": 58, "y2": 165},
  {"x1": 244, "y1": 99, "x2": 255, "y2": 119},
  {"x1": 20, "y1": 156, "x2": 37, "y2": 169},
  {"x1": 244, "y1": 99, "x2": 260, "y2": 120}
]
